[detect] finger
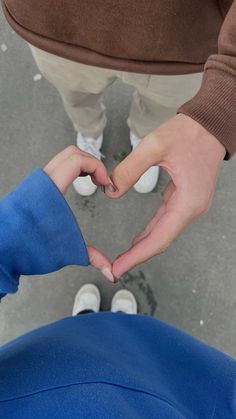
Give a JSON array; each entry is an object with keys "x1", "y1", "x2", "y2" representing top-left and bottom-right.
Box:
[
  {"x1": 91, "y1": 175, "x2": 114, "y2": 188},
  {"x1": 48, "y1": 153, "x2": 110, "y2": 194},
  {"x1": 44, "y1": 145, "x2": 79, "y2": 174},
  {"x1": 132, "y1": 181, "x2": 175, "y2": 246},
  {"x1": 90, "y1": 164, "x2": 111, "y2": 187},
  {"x1": 132, "y1": 203, "x2": 166, "y2": 246},
  {"x1": 90, "y1": 175, "x2": 100, "y2": 187},
  {"x1": 112, "y1": 200, "x2": 191, "y2": 278},
  {"x1": 87, "y1": 246, "x2": 114, "y2": 283},
  {"x1": 105, "y1": 135, "x2": 160, "y2": 199},
  {"x1": 44, "y1": 146, "x2": 111, "y2": 190}
]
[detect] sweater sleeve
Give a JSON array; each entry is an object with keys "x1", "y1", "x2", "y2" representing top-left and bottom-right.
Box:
[
  {"x1": 0, "y1": 169, "x2": 89, "y2": 299},
  {"x1": 178, "y1": 0, "x2": 236, "y2": 159}
]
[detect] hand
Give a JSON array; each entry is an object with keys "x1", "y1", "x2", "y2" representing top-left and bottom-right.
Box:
[
  {"x1": 105, "y1": 114, "x2": 226, "y2": 279},
  {"x1": 44, "y1": 146, "x2": 114, "y2": 282}
]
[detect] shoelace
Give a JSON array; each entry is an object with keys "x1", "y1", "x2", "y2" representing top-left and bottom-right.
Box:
[{"x1": 80, "y1": 137, "x2": 105, "y2": 160}]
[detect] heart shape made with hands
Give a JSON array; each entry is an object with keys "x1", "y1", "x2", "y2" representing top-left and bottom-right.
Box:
[
  {"x1": 44, "y1": 145, "x2": 117, "y2": 282},
  {"x1": 44, "y1": 115, "x2": 226, "y2": 283},
  {"x1": 44, "y1": 144, "x2": 148, "y2": 283}
]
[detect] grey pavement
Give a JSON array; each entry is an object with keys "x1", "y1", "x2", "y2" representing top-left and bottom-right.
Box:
[{"x1": 0, "y1": 12, "x2": 236, "y2": 357}]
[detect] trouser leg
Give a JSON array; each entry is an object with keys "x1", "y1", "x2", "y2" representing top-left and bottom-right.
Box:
[
  {"x1": 126, "y1": 72, "x2": 203, "y2": 139},
  {"x1": 29, "y1": 45, "x2": 117, "y2": 138}
]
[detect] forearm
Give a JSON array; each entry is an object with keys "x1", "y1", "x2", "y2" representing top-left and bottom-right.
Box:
[
  {"x1": 0, "y1": 169, "x2": 89, "y2": 299},
  {"x1": 178, "y1": 0, "x2": 236, "y2": 158}
]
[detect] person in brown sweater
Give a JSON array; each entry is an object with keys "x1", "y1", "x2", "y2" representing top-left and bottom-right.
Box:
[{"x1": 2, "y1": 0, "x2": 235, "y2": 278}]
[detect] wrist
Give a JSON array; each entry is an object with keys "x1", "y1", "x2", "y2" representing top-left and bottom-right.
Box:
[{"x1": 177, "y1": 114, "x2": 226, "y2": 161}]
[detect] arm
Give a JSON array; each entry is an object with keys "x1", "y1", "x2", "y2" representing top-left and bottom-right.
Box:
[
  {"x1": 0, "y1": 146, "x2": 113, "y2": 298},
  {"x1": 179, "y1": 0, "x2": 236, "y2": 158},
  {"x1": 105, "y1": 5, "x2": 236, "y2": 278}
]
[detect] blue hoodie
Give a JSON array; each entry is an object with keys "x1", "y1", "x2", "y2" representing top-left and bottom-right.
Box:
[{"x1": 0, "y1": 170, "x2": 235, "y2": 418}]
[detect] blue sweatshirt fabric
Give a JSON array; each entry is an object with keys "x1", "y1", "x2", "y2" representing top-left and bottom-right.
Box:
[
  {"x1": 0, "y1": 313, "x2": 236, "y2": 418},
  {"x1": 0, "y1": 168, "x2": 89, "y2": 299},
  {"x1": 0, "y1": 169, "x2": 236, "y2": 418}
]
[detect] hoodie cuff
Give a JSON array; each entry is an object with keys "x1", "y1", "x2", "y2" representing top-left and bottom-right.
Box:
[
  {"x1": 0, "y1": 169, "x2": 89, "y2": 298},
  {"x1": 178, "y1": 66, "x2": 236, "y2": 159}
]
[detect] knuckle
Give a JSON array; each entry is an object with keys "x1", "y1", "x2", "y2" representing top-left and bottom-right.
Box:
[
  {"x1": 69, "y1": 152, "x2": 81, "y2": 165},
  {"x1": 146, "y1": 132, "x2": 163, "y2": 157},
  {"x1": 66, "y1": 145, "x2": 79, "y2": 155}
]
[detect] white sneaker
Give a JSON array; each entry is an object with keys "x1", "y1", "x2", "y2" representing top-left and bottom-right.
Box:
[
  {"x1": 72, "y1": 284, "x2": 101, "y2": 315},
  {"x1": 111, "y1": 289, "x2": 137, "y2": 314},
  {"x1": 73, "y1": 132, "x2": 103, "y2": 196},
  {"x1": 130, "y1": 131, "x2": 159, "y2": 193}
]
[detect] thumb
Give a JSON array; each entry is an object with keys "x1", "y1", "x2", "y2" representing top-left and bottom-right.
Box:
[{"x1": 105, "y1": 135, "x2": 159, "y2": 198}]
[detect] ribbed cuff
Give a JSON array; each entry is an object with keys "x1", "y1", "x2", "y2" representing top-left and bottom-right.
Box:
[
  {"x1": 0, "y1": 169, "x2": 89, "y2": 299},
  {"x1": 178, "y1": 68, "x2": 236, "y2": 159}
]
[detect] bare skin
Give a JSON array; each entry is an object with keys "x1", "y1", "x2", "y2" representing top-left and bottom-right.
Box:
[
  {"x1": 105, "y1": 114, "x2": 225, "y2": 279},
  {"x1": 44, "y1": 145, "x2": 115, "y2": 282},
  {"x1": 43, "y1": 113, "x2": 226, "y2": 282}
]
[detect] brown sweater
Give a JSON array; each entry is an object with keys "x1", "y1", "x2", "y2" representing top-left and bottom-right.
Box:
[{"x1": 2, "y1": 0, "x2": 236, "y2": 157}]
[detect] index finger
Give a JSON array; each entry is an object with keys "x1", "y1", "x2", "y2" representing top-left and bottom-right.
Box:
[
  {"x1": 45, "y1": 152, "x2": 110, "y2": 194},
  {"x1": 112, "y1": 199, "x2": 191, "y2": 278}
]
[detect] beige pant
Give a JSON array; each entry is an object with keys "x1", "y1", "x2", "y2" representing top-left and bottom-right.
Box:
[{"x1": 30, "y1": 45, "x2": 202, "y2": 139}]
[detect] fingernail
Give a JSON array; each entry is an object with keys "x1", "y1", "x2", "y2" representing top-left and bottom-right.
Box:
[
  {"x1": 107, "y1": 184, "x2": 116, "y2": 193},
  {"x1": 101, "y1": 267, "x2": 115, "y2": 283},
  {"x1": 107, "y1": 177, "x2": 117, "y2": 193}
]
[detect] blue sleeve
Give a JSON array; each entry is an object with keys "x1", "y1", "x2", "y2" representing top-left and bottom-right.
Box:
[{"x1": 0, "y1": 168, "x2": 89, "y2": 299}]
